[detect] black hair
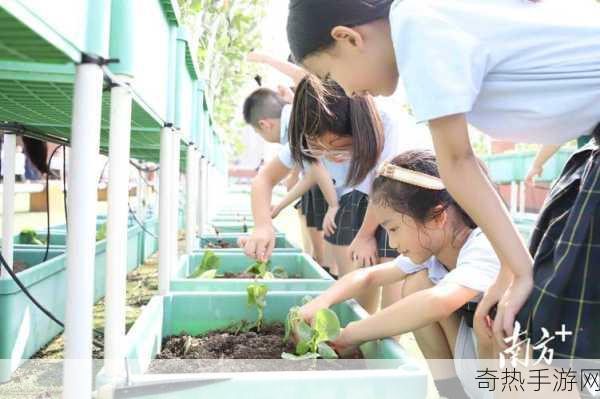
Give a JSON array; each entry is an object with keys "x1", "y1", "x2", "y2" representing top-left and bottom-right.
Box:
[
  {"x1": 372, "y1": 150, "x2": 478, "y2": 229},
  {"x1": 287, "y1": 0, "x2": 393, "y2": 62},
  {"x1": 242, "y1": 88, "x2": 287, "y2": 128},
  {"x1": 288, "y1": 75, "x2": 383, "y2": 187}
]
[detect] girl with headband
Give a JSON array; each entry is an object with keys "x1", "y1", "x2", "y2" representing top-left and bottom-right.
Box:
[
  {"x1": 242, "y1": 76, "x2": 406, "y2": 313},
  {"x1": 286, "y1": 0, "x2": 600, "y2": 359},
  {"x1": 296, "y1": 149, "x2": 500, "y2": 399}
]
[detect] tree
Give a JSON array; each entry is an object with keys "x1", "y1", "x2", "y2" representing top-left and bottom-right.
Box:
[{"x1": 178, "y1": 0, "x2": 268, "y2": 157}]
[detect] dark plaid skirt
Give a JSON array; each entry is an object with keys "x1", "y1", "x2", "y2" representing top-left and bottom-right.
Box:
[
  {"x1": 324, "y1": 190, "x2": 398, "y2": 258},
  {"x1": 301, "y1": 185, "x2": 326, "y2": 231},
  {"x1": 516, "y1": 138, "x2": 600, "y2": 360}
]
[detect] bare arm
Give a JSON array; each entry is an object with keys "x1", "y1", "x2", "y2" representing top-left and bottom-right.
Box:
[
  {"x1": 525, "y1": 144, "x2": 562, "y2": 184},
  {"x1": 341, "y1": 283, "x2": 478, "y2": 344},
  {"x1": 300, "y1": 261, "x2": 408, "y2": 322},
  {"x1": 241, "y1": 157, "x2": 291, "y2": 261},
  {"x1": 428, "y1": 114, "x2": 533, "y2": 345},
  {"x1": 273, "y1": 172, "x2": 316, "y2": 216},
  {"x1": 428, "y1": 114, "x2": 532, "y2": 277},
  {"x1": 248, "y1": 51, "x2": 307, "y2": 86}
]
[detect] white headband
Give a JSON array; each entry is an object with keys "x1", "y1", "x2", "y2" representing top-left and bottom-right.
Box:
[{"x1": 377, "y1": 160, "x2": 445, "y2": 191}]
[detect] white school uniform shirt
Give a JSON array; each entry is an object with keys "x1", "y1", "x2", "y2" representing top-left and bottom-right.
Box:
[
  {"x1": 390, "y1": 0, "x2": 600, "y2": 144},
  {"x1": 278, "y1": 102, "x2": 405, "y2": 198},
  {"x1": 279, "y1": 104, "x2": 292, "y2": 145},
  {"x1": 394, "y1": 228, "x2": 500, "y2": 302}
]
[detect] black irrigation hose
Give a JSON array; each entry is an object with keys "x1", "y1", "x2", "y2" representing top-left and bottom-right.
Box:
[
  {"x1": 0, "y1": 252, "x2": 105, "y2": 349},
  {"x1": 128, "y1": 203, "x2": 158, "y2": 240},
  {"x1": 42, "y1": 145, "x2": 62, "y2": 263}
]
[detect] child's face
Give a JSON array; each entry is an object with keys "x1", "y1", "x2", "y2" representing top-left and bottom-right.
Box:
[
  {"x1": 374, "y1": 202, "x2": 446, "y2": 265},
  {"x1": 254, "y1": 118, "x2": 281, "y2": 143},
  {"x1": 303, "y1": 131, "x2": 353, "y2": 163},
  {"x1": 302, "y1": 23, "x2": 399, "y2": 97}
]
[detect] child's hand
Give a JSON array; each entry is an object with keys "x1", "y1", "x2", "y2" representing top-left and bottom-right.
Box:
[
  {"x1": 349, "y1": 234, "x2": 378, "y2": 267},
  {"x1": 277, "y1": 84, "x2": 295, "y2": 104},
  {"x1": 270, "y1": 204, "x2": 283, "y2": 219},
  {"x1": 298, "y1": 299, "x2": 329, "y2": 326},
  {"x1": 241, "y1": 226, "x2": 276, "y2": 262},
  {"x1": 330, "y1": 326, "x2": 360, "y2": 358},
  {"x1": 322, "y1": 205, "x2": 339, "y2": 237},
  {"x1": 525, "y1": 164, "x2": 543, "y2": 185}
]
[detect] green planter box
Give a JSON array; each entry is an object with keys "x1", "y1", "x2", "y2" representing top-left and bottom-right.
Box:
[
  {"x1": 482, "y1": 149, "x2": 573, "y2": 184},
  {"x1": 97, "y1": 292, "x2": 427, "y2": 398},
  {"x1": 141, "y1": 216, "x2": 159, "y2": 261},
  {"x1": 210, "y1": 220, "x2": 256, "y2": 234},
  {"x1": 172, "y1": 252, "x2": 333, "y2": 292},
  {"x1": 0, "y1": 224, "x2": 144, "y2": 383},
  {"x1": 210, "y1": 215, "x2": 254, "y2": 224},
  {"x1": 199, "y1": 234, "x2": 300, "y2": 254},
  {"x1": 513, "y1": 213, "x2": 537, "y2": 245},
  {"x1": 0, "y1": 248, "x2": 66, "y2": 383}
]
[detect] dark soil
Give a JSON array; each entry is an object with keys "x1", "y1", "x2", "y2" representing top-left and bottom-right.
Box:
[
  {"x1": 13, "y1": 261, "x2": 28, "y2": 274},
  {"x1": 149, "y1": 322, "x2": 365, "y2": 374},
  {"x1": 220, "y1": 272, "x2": 302, "y2": 279},
  {"x1": 157, "y1": 323, "x2": 293, "y2": 360},
  {"x1": 204, "y1": 240, "x2": 234, "y2": 249}
]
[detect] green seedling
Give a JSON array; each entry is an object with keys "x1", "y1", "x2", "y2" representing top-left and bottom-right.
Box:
[
  {"x1": 191, "y1": 250, "x2": 221, "y2": 278},
  {"x1": 245, "y1": 261, "x2": 288, "y2": 279},
  {"x1": 282, "y1": 306, "x2": 341, "y2": 360},
  {"x1": 19, "y1": 229, "x2": 45, "y2": 245},
  {"x1": 247, "y1": 282, "x2": 268, "y2": 331},
  {"x1": 96, "y1": 223, "x2": 107, "y2": 241}
]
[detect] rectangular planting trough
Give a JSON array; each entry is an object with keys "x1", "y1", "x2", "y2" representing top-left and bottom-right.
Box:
[
  {"x1": 171, "y1": 252, "x2": 333, "y2": 292},
  {"x1": 97, "y1": 292, "x2": 428, "y2": 399},
  {"x1": 199, "y1": 234, "x2": 300, "y2": 254}
]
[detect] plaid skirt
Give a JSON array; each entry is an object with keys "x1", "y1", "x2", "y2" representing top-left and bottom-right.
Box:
[
  {"x1": 516, "y1": 138, "x2": 600, "y2": 360},
  {"x1": 299, "y1": 185, "x2": 326, "y2": 231},
  {"x1": 324, "y1": 190, "x2": 398, "y2": 258}
]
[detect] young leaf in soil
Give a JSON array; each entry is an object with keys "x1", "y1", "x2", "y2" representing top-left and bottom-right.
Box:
[
  {"x1": 96, "y1": 223, "x2": 107, "y2": 242},
  {"x1": 245, "y1": 261, "x2": 288, "y2": 279},
  {"x1": 282, "y1": 307, "x2": 341, "y2": 360},
  {"x1": 190, "y1": 251, "x2": 221, "y2": 278},
  {"x1": 19, "y1": 229, "x2": 45, "y2": 245},
  {"x1": 247, "y1": 283, "x2": 268, "y2": 331}
]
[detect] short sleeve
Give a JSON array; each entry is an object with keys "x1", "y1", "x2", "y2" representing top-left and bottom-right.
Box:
[
  {"x1": 277, "y1": 146, "x2": 295, "y2": 169},
  {"x1": 390, "y1": 2, "x2": 490, "y2": 123},
  {"x1": 438, "y1": 231, "x2": 500, "y2": 294}
]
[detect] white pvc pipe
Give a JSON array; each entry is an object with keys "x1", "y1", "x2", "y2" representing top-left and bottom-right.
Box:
[
  {"x1": 171, "y1": 131, "x2": 181, "y2": 274},
  {"x1": 137, "y1": 163, "x2": 145, "y2": 222},
  {"x1": 1, "y1": 133, "x2": 16, "y2": 277},
  {"x1": 519, "y1": 181, "x2": 526, "y2": 214},
  {"x1": 510, "y1": 181, "x2": 518, "y2": 214},
  {"x1": 158, "y1": 127, "x2": 173, "y2": 295},
  {"x1": 185, "y1": 146, "x2": 198, "y2": 254},
  {"x1": 103, "y1": 76, "x2": 133, "y2": 384},
  {"x1": 63, "y1": 62, "x2": 105, "y2": 399}
]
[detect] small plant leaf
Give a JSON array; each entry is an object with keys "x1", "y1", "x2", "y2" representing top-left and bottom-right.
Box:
[
  {"x1": 301, "y1": 295, "x2": 314, "y2": 305},
  {"x1": 198, "y1": 269, "x2": 218, "y2": 279},
  {"x1": 313, "y1": 309, "x2": 341, "y2": 343},
  {"x1": 263, "y1": 272, "x2": 274, "y2": 280},
  {"x1": 317, "y1": 342, "x2": 339, "y2": 359},
  {"x1": 191, "y1": 251, "x2": 221, "y2": 277},
  {"x1": 296, "y1": 320, "x2": 314, "y2": 343},
  {"x1": 296, "y1": 340, "x2": 311, "y2": 356},
  {"x1": 272, "y1": 266, "x2": 288, "y2": 279},
  {"x1": 281, "y1": 352, "x2": 320, "y2": 360}
]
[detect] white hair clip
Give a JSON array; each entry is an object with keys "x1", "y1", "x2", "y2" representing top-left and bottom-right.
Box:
[{"x1": 377, "y1": 160, "x2": 445, "y2": 190}]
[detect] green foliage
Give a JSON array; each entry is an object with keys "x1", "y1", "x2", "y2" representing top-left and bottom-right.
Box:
[
  {"x1": 247, "y1": 282, "x2": 268, "y2": 331},
  {"x1": 245, "y1": 261, "x2": 288, "y2": 279},
  {"x1": 96, "y1": 224, "x2": 107, "y2": 242},
  {"x1": 19, "y1": 229, "x2": 45, "y2": 245},
  {"x1": 282, "y1": 307, "x2": 341, "y2": 360},
  {"x1": 191, "y1": 250, "x2": 221, "y2": 278},
  {"x1": 178, "y1": 0, "x2": 268, "y2": 157}
]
